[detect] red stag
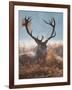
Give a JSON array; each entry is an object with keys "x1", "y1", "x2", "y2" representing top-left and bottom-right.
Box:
[{"x1": 22, "y1": 17, "x2": 56, "y2": 58}]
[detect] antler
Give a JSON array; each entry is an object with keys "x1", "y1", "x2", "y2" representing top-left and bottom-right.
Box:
[
  {"x1": 22, "y1": 17, "x2": 56, "y2": 47},
  {"x1": 43, "y1": 18, "x2": 56, "y2": 44},
  {"x1": 22, "y1": 17, "x2": 45, "y2": 45}
]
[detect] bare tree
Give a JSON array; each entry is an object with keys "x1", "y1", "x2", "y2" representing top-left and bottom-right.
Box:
[{"x1": 22, "y1": 17, "x2": 56, "y2": 58}]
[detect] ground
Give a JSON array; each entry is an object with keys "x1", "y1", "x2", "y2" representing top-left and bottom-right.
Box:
[{"x1": 19, "y1": 43, "x2": 63, "y2": 79}]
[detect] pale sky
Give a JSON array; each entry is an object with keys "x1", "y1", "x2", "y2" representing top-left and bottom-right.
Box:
[{"x1": 19, "y1": 10, "x2": 63, "y2": 45}]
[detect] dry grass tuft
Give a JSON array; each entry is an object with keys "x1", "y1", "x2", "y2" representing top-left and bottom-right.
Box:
[{"x1": 19, "y1": 44, "x2": 63, "y2": 79}]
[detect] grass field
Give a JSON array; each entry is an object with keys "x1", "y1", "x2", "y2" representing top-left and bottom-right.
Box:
[{"x1": 19, "y1": 43, "x2": 63, "y2": 79}]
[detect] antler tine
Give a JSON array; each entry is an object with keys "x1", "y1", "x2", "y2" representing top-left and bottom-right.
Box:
[
  {"x1": 41, "y1": 35, "x2": 44, "y2": 41},
  {"x1": 25, "y1": 16, "x2": 27, "y2": 20},
  {"x1": 43, "y1": 18, "x2": 56, "y2": 44},
  {"x1": 23, "y1": 16, "x2": 32, "y2": 25},
  {"x1": 52, "y1": 18, "x2": 56, "y2": 26},
  {"x1": 26, "y1": 17, "x2": 32, "y2": 23},
  {"x1": 28, "y1": 16, "x2": 31, "y2": 19},
  {"x1": 43, "y1": 19, "x2": 50, "y2": 25},
  {"x1": 43, "y1": 18, "x2": 55, "y2": 27},
  {"x1": 43, "y1": 19, "x2": 52, "y2": 27},
  {"x1": 48, "y1": 31, "x2": 56, "y2": 40}
]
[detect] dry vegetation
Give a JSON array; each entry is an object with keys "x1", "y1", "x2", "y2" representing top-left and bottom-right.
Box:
[{"x1": 19, "y1": 43, "x2": 63, "y2": 79}]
